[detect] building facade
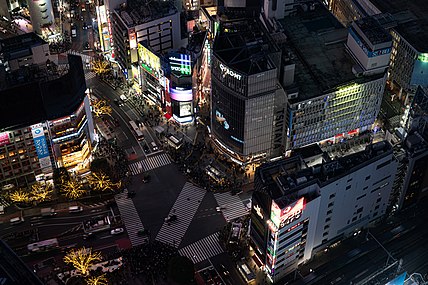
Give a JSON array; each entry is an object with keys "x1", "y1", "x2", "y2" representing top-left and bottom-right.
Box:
[
  {"x1": 111, "y1": 0, "x2": 182, "y2": 79},
  {"x1": 281, "y1": 6, "x2": 387, "y2": 149},
  {"x1": 250, "y1": 141, "x2": 397, "y2": 282},
  {"x1": 26, "y1": 0, "x2": 55, "y2": 34},
  {"x1": 210, "y1": 18, "x2": 286, "y2": 165},
  {"x1": 0, "y1": 54, "x2": 94, "y2": 187}
]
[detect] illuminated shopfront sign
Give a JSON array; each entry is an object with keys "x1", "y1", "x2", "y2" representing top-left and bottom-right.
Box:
[
  {"x1": 0, "y1": 132, "x2": 10, "y2": 147},
  {"x1": 169, "y1": 53, "x2": 192, "y2": 76},
  {"x1": 138, "y1": 43, "x2": 161, "y2": 76},
  {"x1": 270, "y1": 197, "x2": 305, "y2": 229},
  {"x1": 220, "y1": 63, "x2": 242, "y2": 80},
  {"x1": 31, "y1": 124, "x2": 52, "y2": 171},
  {"x1": 170, "y1": 87, "x2": 193, "y2": 102}
]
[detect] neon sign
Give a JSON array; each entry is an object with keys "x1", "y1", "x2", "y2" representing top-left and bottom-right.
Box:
[
  {"x1": 219, "y1": 63, "x2": 242, "y2": 80},
  {"x1": 254, "y1": 204, "x2": 264, "y2": 219},
  {"x1": 169, "y1": 53, "x2": 191, "y2": 76},
  {"x1": 270, "y1": 197, "x2": 305, "y2": 229}
]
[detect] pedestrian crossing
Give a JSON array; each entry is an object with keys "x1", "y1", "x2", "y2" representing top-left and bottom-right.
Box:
[
  {"x1": 115, "y1": 189, "x2": 148, "y2": 247},
  {"x1": 66, "y1": 50, "x2": 93, "y2": 64},
  {"x1": 214, "y1": 192, "x2": 250, "y2": 222},
  {"x1": 85, "y1": 71, "x2": 96, "y2": 81},
  {"x1": 156, "y1": 182, "x2": 206, "y2": 248},
  {"x1": 0, "y1": 196, "x2": 10, "y2": 208},
  {"x1": 128, "y1": 153, "x2": 171, "y2": 175},
  {"x1": 178, "y1": 232, "x2": 224, "y2": 264}
]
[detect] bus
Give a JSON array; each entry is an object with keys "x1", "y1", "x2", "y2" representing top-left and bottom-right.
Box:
[
  {"x1": 28, "y1": 238, "x2": 59, "y2": 253},
  {"x1": 167, "y1": 134, "x2": 183, "y2": 149},
  {"x1": 129, "y1": 120, "x2": 144, "y2": 141}
]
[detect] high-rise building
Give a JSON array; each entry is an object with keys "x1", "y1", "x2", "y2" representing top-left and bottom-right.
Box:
[
  {"x1": 327, "y1": 0, "x2": 428, "y2": 95},
  {"x1": 111, "y1": 0, "x2": 183, "y2": 79},
  {"x1": 250, "y1": 141, "x2": 397, "y2": 282},
  {"x1": 0, "y1": 52, "x2": 93, "y2": 187},
  {"x1": 281, "y1": 5, "x2": 387, "y2": 149},
  {"x1": 210, "y1": 18, "x2": 286, "y2": 165},
  {"x1": 26, "y1": 0, "x2": 55, "y2": 34}
]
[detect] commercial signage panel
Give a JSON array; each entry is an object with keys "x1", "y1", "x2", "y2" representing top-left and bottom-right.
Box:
[
  {"x1": 385, "y1": 272, "x2": 406, "y2": 285},
  {"x1": 170, "y1": 87, "x2": 193, "y2": 102},
  {"x1": 31, "y1": 124, "x2": 52, "y2": 170},
  {"x1": 169, "y1": 53, "x2": 191, "y2": 76},
  {"x1": 270, "y1": 197, "x2": 305, "y2": 229},
  {"x1": 138, "y1": 43, "x2": 161, "y2": 74},
  {"x1": 0, "y1": 132, "x2": 10, "y2": 147},
  {"x1": 179, "y1": 102, "x2": 192, "y2": 117}
]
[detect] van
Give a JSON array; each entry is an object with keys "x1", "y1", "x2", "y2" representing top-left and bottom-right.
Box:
[
  {"x1": 0, "y1": 206, "x2": 4, "y2": 215},
  {"x1": 151, "y1": 141, "x2": 158, "y2": 151},
  {"x1": 10, "y1": 216, "x2": 24, "y2": 225},
  {"x1": 69, "y1": 206, "x2": 83, "y2": 213}
]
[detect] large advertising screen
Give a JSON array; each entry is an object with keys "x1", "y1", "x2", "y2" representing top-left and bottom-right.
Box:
[
  {"x1": 31, "y1": 124, "x2": 52, "y2": 170},
  {"x1": 270, "y1": 197, "x2": 305, "y2": 229},
  {"x1": 169, "y1": 53, "x2": 192, "y2": 76},
  {"x1": 385, "y1": 273, "x2": 406, "y2": 285},
  {"x1": 170, "y1": 87, "x2": 193, "y2": 102},
  {"x1": 179, "y1": 102, "x2": 192, "y2": 117},
  {"x1": 138, "y1": 43, "x2": 161, "y2": 75},
  {"x1": 0, "y1": 132, "x2": 10, "y2": 147}
]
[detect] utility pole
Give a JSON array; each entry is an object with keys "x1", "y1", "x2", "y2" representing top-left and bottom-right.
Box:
[{"x1": 366, "y1": 229, "x2": 396, "y2": 266}]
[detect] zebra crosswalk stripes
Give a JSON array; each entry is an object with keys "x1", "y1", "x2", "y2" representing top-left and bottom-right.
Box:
[
  {"x1": 128, "y1": 153, "x2": 171, "y2": 175},
  {"x1": 178, "y1": 232, "x2": 224, "y2": 264},
  {"x1": 115, "y1": 190, "x2": 147, "y2": 247},
  {"x1": 214, "y1": 192, "x2": 250, "y2": 221},
  {"x1": 156, "y1": 182, "x2": 206, "y2": 248},
  {"x1": 85, "y1": 71, "x2": 96, "y2": 81},
  {"x1": 66, "y1": 50, "x2": 93, "y2": 63}
]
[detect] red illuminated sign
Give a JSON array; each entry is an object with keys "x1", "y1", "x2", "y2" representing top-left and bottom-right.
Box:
[
  {"x1": 0, "y1": 132, "x2": 10, "y2": 147},
  {"x1": 271, "y1": 198, "x2": 305, "y2": 228}
]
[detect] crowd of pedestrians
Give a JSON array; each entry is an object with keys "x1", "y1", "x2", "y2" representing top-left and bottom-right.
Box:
[{"x1": 122, "y1": 241, "x2": 179, "y2": 283}]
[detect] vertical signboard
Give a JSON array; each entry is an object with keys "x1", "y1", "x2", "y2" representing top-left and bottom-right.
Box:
[
  {"x1": 31, "y1": 124, "x2": 52, "y2": 172},
  {"x1": 169, "y1": 53, "x2": 192, "y2": 76},
  {"x1": 0, "y1": 132, "x2": 10, "y2": 147}
]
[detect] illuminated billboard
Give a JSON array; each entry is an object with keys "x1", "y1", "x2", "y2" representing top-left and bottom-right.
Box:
[
  {"x1": 270, "y1": 197, "x2": 305, "y2": 229},
  {"x1": 138, "y1": 43, "x2": 161, "y2": 75},
  {"x1": 385, "y1": 273, "x2": 406, "y2": 285},
  {"x1": 169, "y1": 53, "x2": 191, "y2": 76},
  {"x1": 170, "y1": 87, "x2": 192, "y2": 102},
  {"x1": 31, "y1": 124, "x2": 52, "y2": 171},
  {"x1": 0, "y1": 132, "x2": 10, "y2": 147}
]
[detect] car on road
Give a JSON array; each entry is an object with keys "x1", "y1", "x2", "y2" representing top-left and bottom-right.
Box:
[
  {"x1": 216, "y1": 206, "x2": 225, "y2": 212},
  {"x1": 150, "y1": 141, "x2": 158, "y2": 151},
  {"x1": 220, "y1": 264, "x2": 229, "y2": 276},
  {"x1": 10, "y1": 216, "x2": 24, "y2": 225},
  {"x1": 165, "y1": 214, "x2": 177, "y2": 223},
  {"x1": 69, "y1": 206, "x2": 83, "y2": 213},
  {"x1": 142, "y1": 143, "x2": 150, "y2": 154},
  {"x1": 110, "y1": 228, "x2": 124, "y2": 235},
  {"x1": 83, "y1": 42, "x2": 90, "y2": 50}
]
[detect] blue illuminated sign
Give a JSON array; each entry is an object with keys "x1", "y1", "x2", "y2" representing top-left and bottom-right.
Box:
[
  {"x1": 33, "y1": 136, "x2": 50, "y2": 159},
  {"x1": 349, "y1": 28, "x2": 391, "y2": 58}
]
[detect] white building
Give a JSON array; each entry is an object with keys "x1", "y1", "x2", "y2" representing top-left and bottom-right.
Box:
[
  {"x1": 26, "y1": 0, "x2": 55, "y2": 34},
  {"x1": 277, "y1": 5, "x2": 387, "y2": 149},
  {"x1": 250, "y1": 141, "x2": 397, "y2": 282},
  {"x1": 111, "y1": 0, "x2": 183, "y2": 79}
]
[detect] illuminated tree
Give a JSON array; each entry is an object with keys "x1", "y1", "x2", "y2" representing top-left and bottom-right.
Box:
[
  {"x1": 86, "y1": 274, "x2": 108, "y2": 285},
  {"x1": 62, "y1": 178, "x2": 87, "y2": 199},
  {"x1": 91, "y1": 60, "x2": 110, "y2": 76},
  {"x1": 87, "y1": 172, "x2": 121, "y2": 192},
  {"x1": 63, "y1": 247, "x2": 102, "y2": 276},
  {"x1": 31, "y1": 182, "x2": 53, "y2": 203},
  {"x1": 92, "y1": 99, "x2": 112, "y2": 117},
  {"x1": 8, "y1": 189, "x2": 30, "y2": 203}
]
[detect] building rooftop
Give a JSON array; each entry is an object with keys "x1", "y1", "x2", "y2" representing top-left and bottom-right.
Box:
[
  {"x1": 256, "y1": 141, "x2": 393, "y2": 201},
  {"x1": 369, "y1": 0, "x2": 428, "y2": 52},
  {"x1": 354, "y1": 16, "x2": 392, "y2": 46},
  {"x1": 213, "y1": 18, "x2": 280, "y2": 75},
  {"x1": 280, "y1": 4, "x2": 383, "y2": 102},
  {"x1": 116, "y1": 0, "x2": 177, "y2": 27},
  {"x1": 0, "y1": 55, "x2": 86, "y2": 130},
  {"x1": 0, "y1": 239, "x2": 44, "y2": 285},
  {"x1": 0, "y1": 32, "x2": 47, "y2": 61}
]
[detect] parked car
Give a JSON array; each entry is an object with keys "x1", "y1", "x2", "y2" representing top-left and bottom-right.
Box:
[{"x1": 110, "y1": 228, "x2": 124, "y2": 235}]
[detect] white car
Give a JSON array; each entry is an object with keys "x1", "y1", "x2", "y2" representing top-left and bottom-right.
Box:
[{"x1": 110, "y1": 228, "x2": 124, "y2": 235}]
